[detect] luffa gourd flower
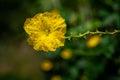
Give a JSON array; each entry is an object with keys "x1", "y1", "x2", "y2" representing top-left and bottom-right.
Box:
[{"x1": 24, "y1": 10, "x2": 66, "y2": 52}]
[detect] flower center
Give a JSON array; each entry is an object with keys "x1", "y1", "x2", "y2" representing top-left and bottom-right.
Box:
[{"x1": 45, "y1": 29, "x2": 51, "y2": 36}]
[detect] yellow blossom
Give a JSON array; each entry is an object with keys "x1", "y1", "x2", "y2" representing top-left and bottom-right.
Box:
[
  {"x1": 51, "y1": 75, "x2": 62, "y2": 80},
  {"x1": 87, "y1": 35, "x2": 101, "y2": 48},
  {"x1": 40, "y1": 60, "x2": 53, "y2": 71},
  {"x1": 60, "y1": 49, "x2": 72, "y2": 59},
  {"x1": 24, "y1": 10, "x2": 66, "y2": 52},
  {"x1": 80, "y1": 76, "x2": 88, "y2": 80}
]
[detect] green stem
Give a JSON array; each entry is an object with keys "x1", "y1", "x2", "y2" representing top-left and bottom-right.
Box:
[{"x1": 65, "y1": 30, "x2": 120, "y2": 40}]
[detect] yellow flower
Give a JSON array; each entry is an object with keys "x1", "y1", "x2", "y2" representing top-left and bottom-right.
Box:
[
  {"x1": 87, "y1": 35, "x2": 101, "y2": 48},
  {"x1": 51, "y1": 75, "x2": 62, "y2": 80},
  {"x1": 40, "y1": 60, "x2": 53, "y2": 71},
  {"x1": 80, "y1": 76, "x2": 88, "y2": 80},
  {"x1": 24, "y1": 10, "x2": 66, "y2": 52},
  {"x1": 60, "y1": 49, "x2": 72, "y2": 59}
]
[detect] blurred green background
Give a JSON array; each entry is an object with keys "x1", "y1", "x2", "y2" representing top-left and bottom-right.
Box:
[{"x1": 0, "y1": 0, "x2": 120, "y2": 80}]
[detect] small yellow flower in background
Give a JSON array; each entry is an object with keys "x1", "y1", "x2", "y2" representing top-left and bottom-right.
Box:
[
  {"x1": 87, "y1": 35, "x2": 101, "y2": 48},
  {"x1": 24, "y1": 10, "x2": 66, "y2": 52},
  {"x1": 60, "y1": 49, "x2": 72, "y2": 59},
  {"x1": 51, "y1": 75, "x2": 62, "y2": 80},
  {"x1": 80, "y1": 76, "x2": 88, "y2": 80},
  {"x1": 40, "y1": 60, "x2": 53, "y2": 71}
]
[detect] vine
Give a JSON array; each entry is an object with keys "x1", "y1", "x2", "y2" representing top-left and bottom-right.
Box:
[{"x1": 65, "y1": 30, "x2": 120, "y2": 40}]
